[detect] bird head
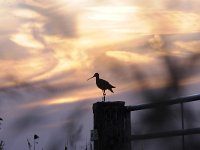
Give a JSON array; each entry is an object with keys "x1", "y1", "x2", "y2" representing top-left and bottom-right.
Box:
[{"x1": 87, "y1": 73, "x2": 99, "y2": 80}]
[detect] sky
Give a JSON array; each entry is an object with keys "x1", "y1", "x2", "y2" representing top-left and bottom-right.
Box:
[{"x1": 1, "y1": 0, "x2": 200, "y2": 149}]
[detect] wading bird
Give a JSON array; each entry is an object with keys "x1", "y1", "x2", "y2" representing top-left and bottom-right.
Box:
[{"x1": 87, "y1": 73, "x2": 116, "y2": 101}]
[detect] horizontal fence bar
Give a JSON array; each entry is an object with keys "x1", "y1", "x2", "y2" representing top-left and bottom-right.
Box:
[
  {"x1": 126, "y1": 94, "x2": 200, "y2": 111},
  {"x1": 131, "y1": 128, "x2": 200, "y2": 141}
]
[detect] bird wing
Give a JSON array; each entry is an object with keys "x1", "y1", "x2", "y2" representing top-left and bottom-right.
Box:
[{"x1": 98, "y1": 79, "x2": 115, "y2": 89}]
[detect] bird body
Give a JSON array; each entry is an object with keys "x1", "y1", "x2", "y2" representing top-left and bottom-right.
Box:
[
  {"x1": 87, "y1": 73, "x2": 115, "y2": 101},
  {"x1": 96, "y1": 77, "x2": 115, "y2": 93}
]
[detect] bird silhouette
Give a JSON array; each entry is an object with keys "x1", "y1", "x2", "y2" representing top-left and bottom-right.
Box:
[{"x1": 87, "y1": 73, "x2": 116, "y2": 101}]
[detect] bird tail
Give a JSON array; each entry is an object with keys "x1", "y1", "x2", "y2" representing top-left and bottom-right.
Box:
[
  {"x1": 109, "y1": 88, "x2": 114, "y2": 93},
  {"x1": 111, "y1": 85, "x2": 116, "y2": 88}
]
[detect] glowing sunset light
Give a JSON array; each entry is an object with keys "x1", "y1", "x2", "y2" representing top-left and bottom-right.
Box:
[
  {"x1": 17, "y1": 97, "x2": 80, "y2": 109},
  {"x1": 78, "y1": 5, "x2": 142, "y2": 44},
  {"x1": 14, "y1": 9, "x2": 44, "y2": 19},
  {"x1": 86, "y1": 6, "x2": 139, "y2": 21},
  {"x1": 46, "y1": 97, "x2": 79, "y2": 105},
  {"x1": 106, "y1": 51, "x2": 155, "y2": 64},
  {"x1": 79, "y1": 7, "x2": 200, "y2": 41},
  {"x1": 11, "y1": 33, "x2": 44, "y2": 49}
]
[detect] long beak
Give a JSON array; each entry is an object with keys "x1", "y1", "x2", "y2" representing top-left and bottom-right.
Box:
[{"x1": 87, "y1": 76, "x2": 94, "y2": 81}]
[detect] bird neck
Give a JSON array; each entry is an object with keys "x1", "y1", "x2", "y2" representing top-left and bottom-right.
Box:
[{"x1": 95, "y1": 76, "x2": 99, "y2": 80}]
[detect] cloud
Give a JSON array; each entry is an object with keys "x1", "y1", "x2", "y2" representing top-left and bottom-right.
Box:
[
  {"x1": 11, "y1": 32, "x2": 45, "y2": 49},
  {"x1": 131, "y1": 0, "x2": 200, "y2": 11},
  {"x1": 9, "y1": 108, "x2": 45, "y2": 136},
  {"x1": 106, "y1": 50, "x2": 155, "y2": 64},
  {"x1": 0, "y1": 7, "x2": 20, "y2": 36},
  {"x1": 0, "y1": 39, "x2": 30, "y2": 60},
  {"x1": 0, "y1": 67, "x2": 96, "y2": 111},
  {"x1": 175, "y1": 40, "x2": 200, "y2": 53},
  {"x1": 18, "y1": 2, "x2": 77, "y2": 38}
]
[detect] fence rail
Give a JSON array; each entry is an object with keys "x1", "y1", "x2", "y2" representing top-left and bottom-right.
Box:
[
  {"x1": 131, "y1": 127, "x2": 200, "y2": 140},
  {"x1": 126, "y1": 94, "x2": 200, "y2": 111}
]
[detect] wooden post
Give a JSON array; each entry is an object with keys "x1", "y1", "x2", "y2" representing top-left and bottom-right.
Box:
[{"x1": 93, "y1": 101, "x2": 131, "y2": 150}]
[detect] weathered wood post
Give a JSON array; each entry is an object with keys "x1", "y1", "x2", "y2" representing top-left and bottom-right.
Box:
[{"x1": 93, "y1": 101, "x2": 131, "y2": 150}]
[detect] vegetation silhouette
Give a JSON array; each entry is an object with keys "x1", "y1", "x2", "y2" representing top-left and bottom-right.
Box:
[
  {"x1": 0, "y1": 141, "x2": 4, "y2": 150},
  {"x1": 0, "y1": 118, "x2": 3, "y2": 150},
  {"x1": 0, "y1": 118, "x2": 2, "y2": 130},
  {"x1": 26, "y1": 134, "x2": 40, "y2": 150},
  {"x1": 27, "y1": 138, "x2": 32, "y2": 150}
]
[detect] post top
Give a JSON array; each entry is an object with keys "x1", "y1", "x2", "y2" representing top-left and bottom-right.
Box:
[
  {"x1": 93, "y1": 101, "x2": 125, "y2": 111},
  {"x1": 94, "y1": 101, "x2": 125, "y2": 105}
]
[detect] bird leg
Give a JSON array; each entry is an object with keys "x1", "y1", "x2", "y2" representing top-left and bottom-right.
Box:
[{"x1": 102, "y1": 90, "x2": 106, "y2": 102}]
